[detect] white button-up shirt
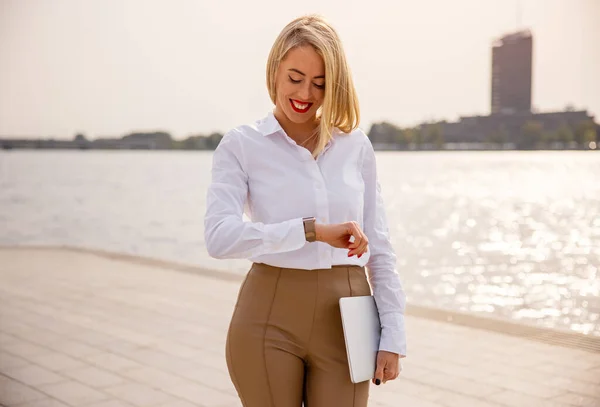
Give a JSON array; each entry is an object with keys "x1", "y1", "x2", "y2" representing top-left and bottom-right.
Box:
[{"x1": 204, "y1": 111, "x2": 407, "y2": 356}]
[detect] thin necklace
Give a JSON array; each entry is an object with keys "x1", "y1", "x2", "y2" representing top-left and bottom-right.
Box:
[{"x1": 300, "y1": 130, "x2": 319, "y2": 147}]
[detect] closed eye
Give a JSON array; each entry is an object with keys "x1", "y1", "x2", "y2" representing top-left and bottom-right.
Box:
[{"x1": 288, "y1": 76, "x2": 325, "y2": 90}]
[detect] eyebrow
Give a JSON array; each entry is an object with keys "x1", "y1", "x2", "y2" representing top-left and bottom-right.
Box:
[{"x1": 288, "y1": 68, "x2": 325, "y2": 79}]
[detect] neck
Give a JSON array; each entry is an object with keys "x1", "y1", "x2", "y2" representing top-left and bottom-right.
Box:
[{"x1": 273, "y1": 107, "x2": 319, "y2": 145}]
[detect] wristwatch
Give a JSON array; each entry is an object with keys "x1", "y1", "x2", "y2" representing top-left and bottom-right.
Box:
[{"x1": 302, "y1": 217, "x2": 317, "y2": 242}]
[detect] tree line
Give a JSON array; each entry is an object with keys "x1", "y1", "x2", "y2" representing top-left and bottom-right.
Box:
[{"x1": 368, "y1": 119, "x2": 598, "y2": 150}]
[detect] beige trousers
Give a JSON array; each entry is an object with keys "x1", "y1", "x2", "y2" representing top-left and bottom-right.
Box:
[{"x1": 226, "y1": 262, "x2": 372, "y2": 407}]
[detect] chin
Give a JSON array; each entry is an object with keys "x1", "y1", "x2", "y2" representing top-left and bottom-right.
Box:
[{"x1": 287, "y1": 110, "x2": 314, "y2": 123}]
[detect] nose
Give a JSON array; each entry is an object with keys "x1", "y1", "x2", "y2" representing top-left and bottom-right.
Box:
[{"x1": 297, "y1": 82, "x2": 312, "y2": 102}]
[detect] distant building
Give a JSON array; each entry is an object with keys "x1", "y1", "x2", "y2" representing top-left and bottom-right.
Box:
[{"x1": 491, "y1": 30, "x2": 533, "y2": 115}]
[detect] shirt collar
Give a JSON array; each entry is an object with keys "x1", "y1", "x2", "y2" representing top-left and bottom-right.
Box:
[
  {"x1": 256, "y1": 110, "x2": 339, "y2": 151},
  {"x1": 256, "y1": 110, "x2": 283, "y2": 137}
]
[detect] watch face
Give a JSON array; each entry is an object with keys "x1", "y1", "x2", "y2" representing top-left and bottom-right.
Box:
[{"x1": 303, "y1": 217, "x2": 316, "y2": 242}]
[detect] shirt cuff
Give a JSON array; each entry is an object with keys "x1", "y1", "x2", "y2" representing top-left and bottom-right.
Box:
[
  {"x1": 378, "y1": 314, "x2": 407, "y2": 357},
  {"x1": 262, "y1": 217, "x2": 306, "y2": 254}
]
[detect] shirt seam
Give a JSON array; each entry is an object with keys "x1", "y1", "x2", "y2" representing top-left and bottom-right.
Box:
[{"x1": 231, "y1": 128, "x2": 249, "y2": 177}]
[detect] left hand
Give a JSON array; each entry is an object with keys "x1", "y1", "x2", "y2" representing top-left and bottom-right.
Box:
[{"x1": 372, "y1": 350, "x2": 402, "y2": 385}]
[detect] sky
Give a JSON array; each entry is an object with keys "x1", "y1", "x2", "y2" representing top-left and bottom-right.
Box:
[{"x1": 0, "y1": 0, "x2": 598, "y2": 140}]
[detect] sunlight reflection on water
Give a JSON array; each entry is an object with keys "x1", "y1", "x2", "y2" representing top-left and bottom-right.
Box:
[{"x1": 1, "y1": 150, "x2": 599, "y2": 335}]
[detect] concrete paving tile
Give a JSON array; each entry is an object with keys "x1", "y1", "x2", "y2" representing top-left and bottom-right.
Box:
[
  {"x1": 1, "y1": 341, "x2": 52, "y2": 359},
  {"x1": 547, "y1": 376, "x2": 600, "y2": 399},
  {"x1": 103, "y1": 382, "x2": 174, "y2": 406},
  {"x1": 12, "y1": 329, "x2": 65, "y2": 349},
  {"x1": 428, "y1": 391, "x2": 506, "y2": 407},
  {"x1": 531, "y1": 360, "x2": 596, "y2": 384},
  {"x1": 479, "y1": 373, "x2": 566, "y2": 398},
  {"x1": 155, "y1": 400, "x2": 200, "y2": 407},
  {"x1": 29, "y1": 352, "x2": 86, "y2": 372},
  {"x1": 552, "y1": 392, "x2": 600, "y2": 407},
  {"x1": 61, "y1": 365, "x2": 128, "y2": 388},
  {"x1": 550, "y1": 355, "x2": 600, "y2": 371},
  {"x1": 69, "y1": 329, "x2": 119, "y2": 347},
  {"x1": 165, "y1": 381, "x2": 238, "y2": 406},
  {"x1": 192, "y1": 349, "x2": 228, "y2": 373},
  {"x1": 89, "y1": 324, "x2": 157, "y2": 348},
  {"x1": 0, "y1": 352, "x2": 30, "y2": 370},
  {"x1": 149, "y1": 340, "x2": 205, "y2": 360},
  {"x1": 176, "y1": 364, "x2": 236, "y2": 393},
  {"x1": 581, "y1": 367, "x2": 600, "y2": 385},
  {"x1": 398, "y1": 363, "x2": 435, "y2": 380},
  {"x1": 2, "y1": 364, "x2": 65, "y2": 386},
  {"x1": 372, "y1": 390, "x2": 445, "y2": 407},
  {"x1": 119, "y1": 366, "x2": 188, "y2": 390},
  {"x1": 579, "y1": 352, "x2": 600, "y2": 366},
  {"x1": 87, "y1": 400, "x2": 136, "y2": 407},
  {"x1": 0, "y1": 333, "x2": 17, "y2": 346},
  {"x1": 100, "y1": 339, "x2": 146, "y2": 356},
  {"x1": 488, "y1": 390, "x2": 576, "y2": 407},
  {"x1": 44, "y1": 339, "x2": 102, "y2": 358},
  {"x1": 82, "y1": 352, "x2": 144, "y2": 373},
  {"x1": 10, "y1": 398, "x2": 70, "y2": 407},
  {"x1": 0, "y1": 375, "x2": 47, "y2": 405},
  {"x1": 375, "y1": 378, "x2": 440, "y2": 401},
  {"x1": 119, "y1": 348, "x2": 179, "y2": 370},
  {"x1": 423, "y1": 358, "x2": 488, "y2": 382},
  {"x1": 0, "y1": 321, "x2": 39, "y2": 339},
  {"x1": 478, "y1": 364, "x2": 552, "y2": 385},
  {"x1": 18, "y1": 315, "x2": 84, "y2": 338},
  {"x1": 476, "y1": 357, "x2": 546, "y2": 378},
  {"x1": 413, "y1": 372, "x2": 503, "y2": 398},
  {"x1": 39, "y1": 380, "x2": 109, "y2": 405}
]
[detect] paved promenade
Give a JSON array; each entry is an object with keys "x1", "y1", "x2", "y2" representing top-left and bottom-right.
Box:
[{"x1": 0, "y1": 247, "x2": 599, "y2": 407}]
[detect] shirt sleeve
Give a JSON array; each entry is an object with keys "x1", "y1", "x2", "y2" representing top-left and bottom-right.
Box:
[
  {"x1": 204, "y1": 130, "x2": 307, "y2": 259},
  {"x1": 361, "y1": 135, "x2": 407, "y2": 357}
]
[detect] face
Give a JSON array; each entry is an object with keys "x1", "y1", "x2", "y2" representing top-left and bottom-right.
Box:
[{"x1": 274, "y1": 45, "x2": 325, "y2": 124}]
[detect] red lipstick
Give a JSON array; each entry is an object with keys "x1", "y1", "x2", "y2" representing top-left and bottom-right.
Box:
[{"x1": 290, "y1": 99, "x2": 313, "y2": 113}]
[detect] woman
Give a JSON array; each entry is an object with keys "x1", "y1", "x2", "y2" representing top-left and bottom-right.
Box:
[{"x1": 204, "y1": 14, "x2": 406, "y2": 407}]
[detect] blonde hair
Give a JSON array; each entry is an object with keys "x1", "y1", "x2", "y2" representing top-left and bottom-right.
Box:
[{"x1": 266, "y1": 14, "x2": 360, "y2": 157}]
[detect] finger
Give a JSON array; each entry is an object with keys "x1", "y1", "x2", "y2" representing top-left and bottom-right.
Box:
[
  {"x1": 356, "y1": 245, "x2": 367, "y2": 258},
  {"x1": 349, "y1": 227, "x2": 367, "y2": 256},
  {"x1": 358, "y1": 229, "x2": 368, "y2": 248},
  {"x1": 348, "y1": 224, "x2": 363, "y2": 250},
  {"x1": 348, "y1": 240, "x2": 363, "y2": 256},
  {"x1": 373, "y1": 360, "x2": 385, "y2": 386},
  {"x1": 386, "y1": 373, "x2": 399, "y2": 383},
  {"x1": 383, "y1": 367, "x2": 396, "y2": 383},
  {"x1": 359, "y1": 238, "x2": 369, "y2": 255},
  {"x1": 357, "y1": 237, "x2": 369, "y2": 258}
]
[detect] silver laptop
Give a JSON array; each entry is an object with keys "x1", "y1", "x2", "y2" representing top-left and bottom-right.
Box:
[{"x1": 339, "y1": 295, "x2": 381, "y2": 383}]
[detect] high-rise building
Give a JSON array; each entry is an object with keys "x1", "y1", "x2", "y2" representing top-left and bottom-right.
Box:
[{"x1": 491, "y1": 30, "x2": 533, "y2": 115}]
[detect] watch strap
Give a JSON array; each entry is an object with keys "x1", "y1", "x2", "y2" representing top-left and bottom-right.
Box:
[{"x1": 302, "y1": 217, "x2": 317, "y2": 242}]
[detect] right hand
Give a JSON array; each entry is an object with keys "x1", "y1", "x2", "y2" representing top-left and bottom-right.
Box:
[{"x1": 314, "y1": 221, "x2": 369, "y2": 258}]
